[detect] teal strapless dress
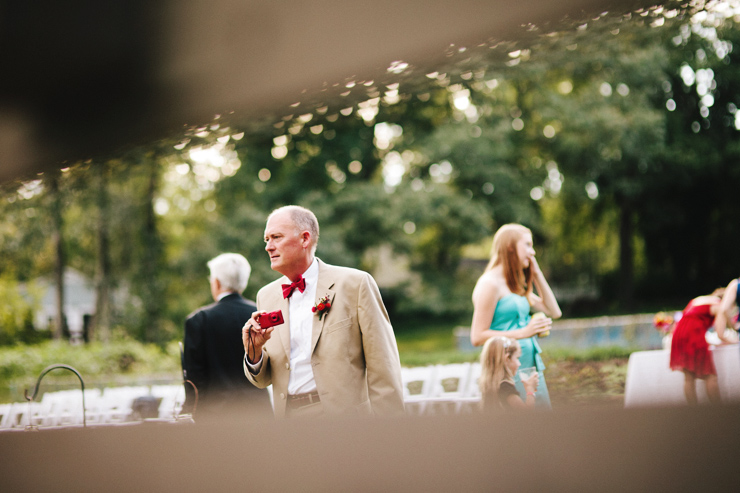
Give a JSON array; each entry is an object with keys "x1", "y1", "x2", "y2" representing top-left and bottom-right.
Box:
[{"x1": 489, "y1": 293, "x2": 552, "y2": 410}]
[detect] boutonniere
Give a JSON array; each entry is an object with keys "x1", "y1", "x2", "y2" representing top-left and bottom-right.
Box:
[{"x1": 312, "y1": 294, "x2": 332, "y2": 320}]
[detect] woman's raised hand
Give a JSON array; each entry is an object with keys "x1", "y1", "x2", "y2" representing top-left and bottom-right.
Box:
[{"x1": 529, "y1": 254, "x2": 542, "y2": 276}]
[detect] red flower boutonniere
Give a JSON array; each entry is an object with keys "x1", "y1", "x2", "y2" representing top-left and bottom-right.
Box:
[{"x1": 312, "y1": 294, "x2": 331, "y2": 320}]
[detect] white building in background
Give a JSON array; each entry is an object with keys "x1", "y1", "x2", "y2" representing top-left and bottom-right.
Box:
[{"x1": 34, "y1": 269, "x2": 95, "y2": 344}]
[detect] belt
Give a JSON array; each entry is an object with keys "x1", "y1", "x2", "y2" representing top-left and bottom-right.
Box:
[{"x1": 287, "y1": 391, "x2": 321, "y2": 409}]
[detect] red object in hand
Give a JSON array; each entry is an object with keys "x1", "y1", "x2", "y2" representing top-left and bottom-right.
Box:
[{"x1": 258, "y1": 310, "x2": 284, "y2": 329}]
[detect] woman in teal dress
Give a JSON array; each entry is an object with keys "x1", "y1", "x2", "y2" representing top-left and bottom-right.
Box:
[{"x1": 470, "y1": 224, "x2": 562, "y2": 409}]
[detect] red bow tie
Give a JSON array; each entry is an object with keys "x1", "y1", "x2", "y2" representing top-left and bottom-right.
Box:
[{"x1": 282, "y1": 277, "x2": 306, "y2": 299}]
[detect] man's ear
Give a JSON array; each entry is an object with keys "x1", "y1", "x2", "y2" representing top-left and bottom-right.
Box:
[{"x1": 301, "y1": 231, "x2": 311, "y2": 248}]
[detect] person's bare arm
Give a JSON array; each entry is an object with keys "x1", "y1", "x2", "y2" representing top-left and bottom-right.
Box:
[
  {"x1": 470, "y1": 276, "x2": 501, "y2": 346},
  {"x1": 506, "y1": 376, "x2": 537, "y2": 409},
  {"x1": 714, "y1": 279, "x2": 738, "y2": 343},
  {"x1": 470, "y1": 274, "x2": 548, "y2": 346},
  {"x1": 529, "y1": 256, "x2": 562, "y2": 319}
]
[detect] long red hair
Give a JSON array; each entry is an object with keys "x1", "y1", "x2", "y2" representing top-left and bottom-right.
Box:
[{"x1": 485, "y1": 223, "x2": 533, "y2": 298}]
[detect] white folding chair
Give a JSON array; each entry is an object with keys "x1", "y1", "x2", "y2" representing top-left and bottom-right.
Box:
[
  {"x1": 45, "y1": 389, "x2": 86, "y2": 426},
  {"x1": 36, "y1": 390, "x2": 73, "y2": 426},
  {"x1": 151, "y1": 385, "x2": 185, "y2": 420},
  {"x1": 401, "y1": 365, "x2": 436, "y2": 415},
  {"x1": 465, "y1": 362, "x2": 482, "y2": 398},
  {"x1": 4, "y1": 402, "x2": 30, "y2": 429},
  {"x1": 99, "y1": 386, "x2": 149, "y2": 423},
  {"x1": 430, "y1": 362, "x2": 471, "y2": 399},
  {"x1": 419, "y1": 363, "x2": 475, "y2": 415},
  {"x1": 26, "y1": 398, "x2": 50, "y2": 427},
  {"x1": 80, "y1": 388, "x2": 106, "y2": 424},
  {"x1": 456, "y1": 362, "x2": 483, "y2": 413},
  {"x1": 0, "y1": 403, "x2": 12, "y2": 428}
]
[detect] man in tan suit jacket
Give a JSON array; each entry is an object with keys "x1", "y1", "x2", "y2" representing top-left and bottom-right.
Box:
[{"x1": 242, "y1": 205, "x2": 405, "y2": 418}]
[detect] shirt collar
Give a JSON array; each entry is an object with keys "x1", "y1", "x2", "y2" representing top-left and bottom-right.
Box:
[
  {"x1": 300, "y1": 257, "x2": 319, "y2": 288},
  {"x1": 217, "y1": 291, "x2": 235, "y2": 302}
]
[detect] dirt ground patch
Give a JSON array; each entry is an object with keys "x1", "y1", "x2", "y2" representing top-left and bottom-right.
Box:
[{"x1": 545, "y1": 357, "x2": 629, "y2": 409}]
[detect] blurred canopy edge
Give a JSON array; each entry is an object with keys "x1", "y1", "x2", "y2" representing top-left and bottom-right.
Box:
[{"x1": 0, "y1": 0, "x2": 659, "y2": 184}]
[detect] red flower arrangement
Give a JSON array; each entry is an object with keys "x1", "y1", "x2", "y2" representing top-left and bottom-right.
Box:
[
  {"x1": 312, "y1": 294, "x2": 332, "y2": 320},
  {"x1": 653, "y1": 311, "x2": 674, "y2": 334}
]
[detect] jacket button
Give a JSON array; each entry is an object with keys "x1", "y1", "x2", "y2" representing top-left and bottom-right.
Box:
[
  {"x1": 280, "y1": 393, "x2": 285, "y2": 399},
  {"x1": 285, "y1": 363, "x2": 290, "y2": 369}
]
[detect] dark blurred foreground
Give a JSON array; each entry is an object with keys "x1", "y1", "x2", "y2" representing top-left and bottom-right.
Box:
[
  {"x1": 1, "y1": 404, "x2": 738, "y2": 492},
  {"x1": 1, "y1": 0, "x2": 654, "y2": 183}
]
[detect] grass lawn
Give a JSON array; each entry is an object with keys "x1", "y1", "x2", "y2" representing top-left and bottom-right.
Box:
[
  {"x1": 0, "y1": 323, "x2": 632, "y2": 409},
  {"x1": 544, "y1": 357, "x2": 629, "y2": 409}
]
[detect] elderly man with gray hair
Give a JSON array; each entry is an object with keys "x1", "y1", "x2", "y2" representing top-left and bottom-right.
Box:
[
  {"x1": 242, "y1": 206, "x2": 405, "y2": 418},
  {"x1": 182, "y1": 253, "x2": 272, "y2": 421}
]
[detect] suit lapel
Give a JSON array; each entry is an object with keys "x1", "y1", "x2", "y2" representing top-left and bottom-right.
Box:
[{"x1": 311, "y1": 260, "x2": 336, "y2": 355}]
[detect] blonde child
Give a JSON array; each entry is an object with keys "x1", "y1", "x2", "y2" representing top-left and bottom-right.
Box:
[{"x1": 479, "y1": 336, "x2": 539, "y2": 412}]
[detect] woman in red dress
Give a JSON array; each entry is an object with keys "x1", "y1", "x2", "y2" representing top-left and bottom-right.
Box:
[{"x1": 669, "y1": 291, "x2": 724, "y2": 405}]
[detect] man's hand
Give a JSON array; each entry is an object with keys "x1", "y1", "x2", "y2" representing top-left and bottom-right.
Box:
[{"x1": 242, "y1": 311, "x2": 275, "y2": 363}]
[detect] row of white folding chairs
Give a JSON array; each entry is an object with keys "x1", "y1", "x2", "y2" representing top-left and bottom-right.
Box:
[
  {"x1": 0, "y1": 391, "x2": 88, "y2": 429},
  {"x1": 150, "y1": 385, "x2": 186, "y2": 419},
  {"x1": 401, "y1": 363, "x2": 482, "y2": 415},
  {"x1": 0, "y1": 402, "x2": 29, "y2": 429},
  {"x1": 3, "y1": 367, "x2": 483, "y2": 427},
  {"x1": 0, "y1": 385, "x2": 186, "y2": 429}
]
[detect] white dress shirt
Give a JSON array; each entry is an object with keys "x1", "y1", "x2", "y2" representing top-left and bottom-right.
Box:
[
  {"x1": 247, "y1": 258, "x2": 319, "y2": 395},
  {"x1": 284, "y1": 258, "x2": 319, "y2": 395}
]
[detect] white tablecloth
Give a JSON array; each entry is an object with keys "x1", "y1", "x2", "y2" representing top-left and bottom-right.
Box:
[{"x1": 624, "y1": 344, "x2": 740, "y2": 407}]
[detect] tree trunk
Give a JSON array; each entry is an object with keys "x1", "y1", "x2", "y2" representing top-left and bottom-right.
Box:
[
  {"x1": 142, "y1": 158, "x2": 162, "y2": 343},
  {"x1": 93, "y1": 164, "x2": 112, "y2": 342},
  {"x1": 618, "y1": 201, "x2": 635, "y2": 310},
  {"x1": 49, "y1": 172, "x2": 67, "y2": 340}
]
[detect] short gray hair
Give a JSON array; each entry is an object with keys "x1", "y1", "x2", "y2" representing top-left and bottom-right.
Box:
[
  {"x1": 268, "y1": 205, "x2": 320, "y2": 254},
  {"x1": 207, "y1": 253, "x2": 251, "y2": 293}
]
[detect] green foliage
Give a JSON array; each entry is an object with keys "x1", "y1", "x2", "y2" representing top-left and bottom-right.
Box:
[
  {"x1": 542, "y1": 346, "x2": 636, "y2": 363},
  {"x1": 0, "y1": 275, "x2": 46, "y2": 345},
  {"x1": 0, "y1": 339, "x2": 181, "y2": 402},
  {"x1": 304, "y1": 183, "x2": 400, "y2": 268},
  {"x1": 400, "y1": 350, "x2": 480, "y2": 367},
  {"x1": 394, "y1": 321, "x2": 636, "y2": 367},
  {"x1": 2, "y1": 5, "x2": 740, "y2": 343},
  {"x1": 390, "y1": 319, "x2": 479, "y2": 366},
  {"x1": 0, "y1": 180, "x2": 53, "y2": 280},
  {"x1": 0, "y1": 339, "x2": 180, "y2": 380}
]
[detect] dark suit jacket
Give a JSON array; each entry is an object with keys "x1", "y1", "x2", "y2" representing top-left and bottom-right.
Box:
[{"x1": 183, "y1": 293, "x2": 271, "y2": 419}]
